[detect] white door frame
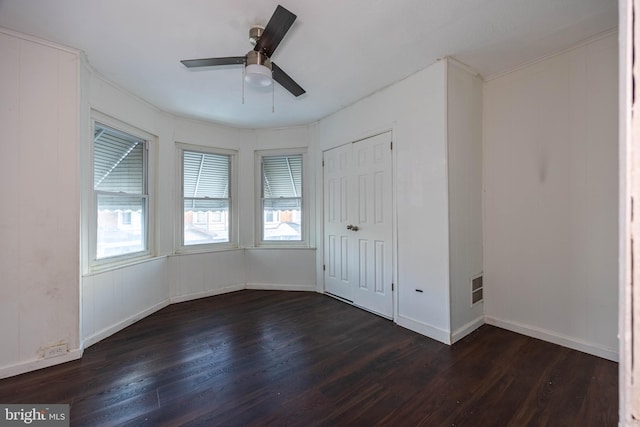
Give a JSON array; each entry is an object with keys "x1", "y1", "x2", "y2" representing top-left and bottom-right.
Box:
[{"x1": 321, "y1": 129, "x2": 398, "y2": 322}]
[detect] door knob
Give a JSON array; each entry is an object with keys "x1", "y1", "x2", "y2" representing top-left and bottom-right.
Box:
[{"x1": 347, "y1": 224, "x2": 359, "y2": 231}]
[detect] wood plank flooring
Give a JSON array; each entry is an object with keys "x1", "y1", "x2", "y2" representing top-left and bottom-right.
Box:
[{"x1": 0, "y1": 290, "x2": 618, "y2": 426}]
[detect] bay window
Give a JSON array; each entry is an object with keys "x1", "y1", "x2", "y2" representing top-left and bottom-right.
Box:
[
  {"x1": 92, "y1": 120, "x2": 152, "y2": 265},
  {"x1": 179, "y1": 145, "x2": 236, "y2": 250}
]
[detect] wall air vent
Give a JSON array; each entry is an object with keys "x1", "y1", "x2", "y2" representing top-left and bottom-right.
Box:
[{"x1": 471, "y1": 274, "x2": 483, "y2": 305}]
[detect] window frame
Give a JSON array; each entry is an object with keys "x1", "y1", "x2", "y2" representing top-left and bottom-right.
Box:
[
  {"x1": 88, "y1": 113, "x2": 156, "y2": 271},
  {"x1": 176, "y1": 143, "x2": 238, "y2": 253},
  {"x1": 255, "y1": 148, "x2": 308, "y2": 247}
]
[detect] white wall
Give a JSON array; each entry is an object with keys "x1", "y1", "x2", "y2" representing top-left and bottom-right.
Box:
[
  {"x1": 5, "y1": 22, "x2": 618, "y2": 378},
  {"x1": 483, "y1": 32, "x2": 619, "y2": 360},
  {"x1": 315, "y1": 59, "x2": 485, "y2": 344},
  {"x1": 81, "y1": 71, "x2": 175, "y2": 347},
  {"x1": 0, "y1": 29, "x2": 81, "y2": 377},
  {"x1": 82, "y1": 258, "x2": 170, "y2": 347},
  {"x1": 169, "y1": 250, "x2": 245, "y2": 303},
  {"x1": 446, "y1": 62, "x2": 484, "y2": 341},
  {"x1": 82, "y1": 73, "x2": 317, "y2": 346},
  {"x1": 317, "y1": 61, "x2": 453, "y2": 343},
  {"x1": 245, "y1": 248, "x2": 316, "y2": 291}
]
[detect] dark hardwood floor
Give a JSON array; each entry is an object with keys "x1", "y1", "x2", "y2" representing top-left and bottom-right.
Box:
[{"x1": 0, "y1": 290, "x2": 617, "y2": 426}]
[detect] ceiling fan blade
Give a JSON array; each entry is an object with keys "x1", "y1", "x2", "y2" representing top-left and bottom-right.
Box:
[
  {"x1": 254, "y1": 5, "x2": 296, "y2": 57},
  {"x1": 272, "y1": 62, "x2": 305, "y2": 97},
  {"x1": 181, "y1": 57, "x2": 245, "y2": 68}
]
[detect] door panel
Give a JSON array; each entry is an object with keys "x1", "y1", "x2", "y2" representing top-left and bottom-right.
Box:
[
  {"x1": 323, "y1": 132, "x2": 393, "y2": 318},
  {"x1": 323, "y1": 143, "x2": 353, "y2": 301},
  {"x1": 351, "y1": 133, "x2": 393, "y2": 317}
]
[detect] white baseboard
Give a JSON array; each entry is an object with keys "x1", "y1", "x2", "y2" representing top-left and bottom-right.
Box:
[
  {"x1": 86, "y1": 284, "x2": 310, "y2": 350},
  {"x1": 396, "y1": 315, "x2": 451, "y2": 345},
  {"x1": 245, "y1": 283, "x2": 317, "y2": 292},
  {"x1": 83, "y1": 299, "x2": 170, "y2": 348},
  {"x1": 170, "y1": 284, "x2": 245, "y2": 304},
  {"x1": 451, "y1": 316, "x2": 485, "y2": 344},
  {"x1": 485, "y1": 315, "x2": 618, "y2": 362},
  {"x1": 4, "y1": 284, "x2": 324, "y2": 379},
  {"x1": 0, "y1": 348, "x2": 83, "y2": 380}
]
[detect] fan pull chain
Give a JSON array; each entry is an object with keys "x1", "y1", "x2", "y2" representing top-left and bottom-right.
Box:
[{"x1": 242, "y1": 67, "x2": 245, "y2": 105}]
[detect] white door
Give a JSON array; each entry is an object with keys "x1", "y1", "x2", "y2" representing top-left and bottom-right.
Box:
[
  {"x1": 323, "y1": 132, "x2": 393, "y2": 318},
  {"x1": 323, "y1": 143, "x2": 354, "y2": 301}
]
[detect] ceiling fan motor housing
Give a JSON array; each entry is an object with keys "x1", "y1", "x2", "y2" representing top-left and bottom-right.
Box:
[
  {"x1": 249, "y1": 26, "x2": 264, "y2": 46},
  {"x1": 246, "y1": 50, "x2": 271, "y2": 70}
]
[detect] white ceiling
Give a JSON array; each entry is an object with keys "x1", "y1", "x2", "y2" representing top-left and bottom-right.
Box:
[{"x1": 0, "y1": 0, "x2": 617, "y2": 129}]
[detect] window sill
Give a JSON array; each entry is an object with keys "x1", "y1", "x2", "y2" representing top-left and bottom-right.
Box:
[
  {"x1": 172, "y1": 244, "x2": 241, "y2": 256},
  {"x1": 85, "y1": 254, "x2": 167, "y2": 276},
  {"x1": 248, "y1": 245, "x2": 315, "y2": 251}
]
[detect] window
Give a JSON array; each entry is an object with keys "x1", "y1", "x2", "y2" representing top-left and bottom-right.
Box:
[
  {"x1": 92, "y1": 121, "x2": 150, "y2": 262},
  {"x1": 121, "y1": 211, "x2": 132, "y2": 225},
  {"x1": 179, "y1": 146, "x2": 236, "y2": 249},
  {"x1": 258, "y1": 152, "x2": 305, "y2": 243}
]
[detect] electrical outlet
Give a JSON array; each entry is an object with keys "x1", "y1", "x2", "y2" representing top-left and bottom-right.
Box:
[{"x1": 44, "y1": 343, "x2": 68, "y2": 359}]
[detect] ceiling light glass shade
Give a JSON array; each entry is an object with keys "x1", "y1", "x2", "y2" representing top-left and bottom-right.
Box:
[{"x1": 244, "y1": 64, "x2": 273, "y2": 87}]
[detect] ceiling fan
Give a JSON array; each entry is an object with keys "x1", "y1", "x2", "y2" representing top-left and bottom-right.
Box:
[{"x1": 180, "y1": 5, "x2": 305, "y2": 97}]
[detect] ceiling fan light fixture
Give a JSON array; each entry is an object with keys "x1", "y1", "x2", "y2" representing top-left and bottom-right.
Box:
[
  {"x1": 244, "y1": 50, "x2": 273, "y2": 87},
  {"x1": 181, "y1": 6, "x2": 305, "y2": 96},
  {"x1": 245, "y1": 63, "x2": 273, "y2": 87}
]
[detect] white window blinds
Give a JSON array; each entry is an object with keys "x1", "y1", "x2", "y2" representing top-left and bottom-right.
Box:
[
  {"x1": 262, "y1": 155, "x2": 302, "y2": 211},
  {"x1": 261, "y1": 154, "x2": 302, "y2": 241},
  {"x1": 182, "y1": 150, "x2": 231, "y2": 246},
  {"x1": 93, "y1": 122, "x2": 148, "y2": 260},
  {"x1": 94, "y1": 124, "x2": 145, "y2": 201},
  {"x1": 183, "y1": 151, "x2": 230, "y2": 211}
]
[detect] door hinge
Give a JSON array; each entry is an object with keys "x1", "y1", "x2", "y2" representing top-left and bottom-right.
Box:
[
  {"x1": 391, "y1": 283, "x2": 394, "y2": 291},
  {"x1": 323, "y1": 264, "x2": 326, "y2": 271},
  {"x1": 390, "y1": 141, "x2": 393, "y2": 150},
  {"x1": 322, "y1": 160, "x2": 325, "y2": 167}
]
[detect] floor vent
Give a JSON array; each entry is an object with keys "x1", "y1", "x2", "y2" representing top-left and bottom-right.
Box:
[{"x1": 471, "y1": 274, "x2": 483, "y2": 305}]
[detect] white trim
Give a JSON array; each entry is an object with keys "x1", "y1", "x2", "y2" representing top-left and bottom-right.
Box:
[
  {"x1": 0, "y1": 26, "x2": 81, "y2": 55},
  {"x1": 450, "y1": 316, "x2": 485, "y2": 344},
  {"x1": 446, "y1": 56, "x2": 480, "y2": 77},
  {"x1": 87, "y1": 112, "x2": 157, "y2": 273},
  {"x1": 170, "y1": 247, "x2": 243, "y2": 256},
  {"x1": 396, "y1": 315, "x2": 451, "y2": 345},
  {"x1": 390, "y1": 125, "x2": 399, "y2": 324},
  {"x1": 92, "y1": 110, "x2": 156, "y2": 142},
  {"x1": 246, "y1": 283, "x2": 317, "y2": 292},
  {"x1": 88, "y1": 70, "x2": 166, "y2": 116},
  {"x1": 485, "y1": 316, "x2": 618, "y2": 362},
  {"x1": 255, "y1": 148, "x2": 309, "y2": 247},
  {"x1": 321, "y1": 126, "x2": 395, "y2": 156},
  {"x1": 320, "y1": 129, "x2": 397, "y2": 320},
  {"x1": 175, "y1": 143, "x2": 239, "y2": 253},
  {"x1": 621, "y1": 0, "x2": 633, "y2": 423},
  {"x1": 170, "y1": 284, "x2": 245, "y2": 304},
  {"x1": 244, "y1": 247, "x2": 316, "y2": 252},
  {"x1": 442, "y1": 59, "x2": 453, "y2": 332},
  {"x1": 0, "y1": 348, "x2": 84, "y2": 380},
  {"x1": 484, "y1": 29, "x2": 618, "y2": 82},
  {"x1": 83, "y1": 300, "x2": 170, "y2": 348},
  {"x1": 171, "y1": 283, "x2": 318, "y2": 304},
  {"x1": 83, "y1": 255, "x2": 169, "y2": 276}
]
